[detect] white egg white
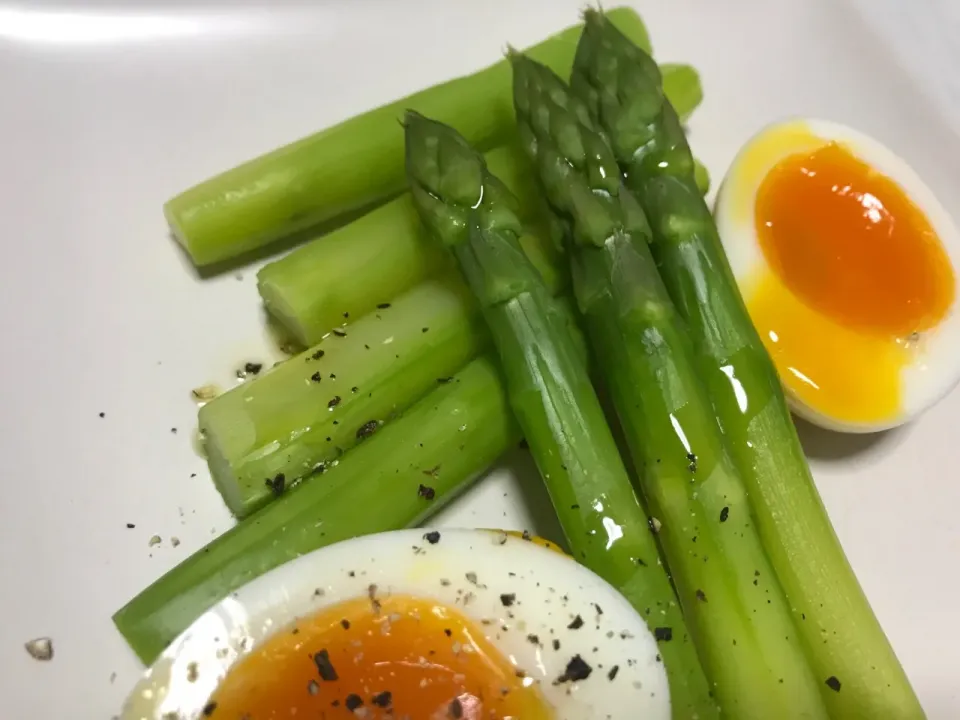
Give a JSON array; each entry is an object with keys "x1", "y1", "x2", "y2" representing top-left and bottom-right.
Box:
[
  {"x1": 715, "y1": 118, "x2": 960, "y2": 432},
  {"x1": 120, "y1": 529, "x2": 670, "y2": 720}
]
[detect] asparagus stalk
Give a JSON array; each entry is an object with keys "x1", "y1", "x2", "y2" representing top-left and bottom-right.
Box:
[
  {"x1": 512, "y1": 54, "x2": 828, "y2": 719},
  {"x1": 164, "y1": 7, "x2": 653, "y2": 266},
  {"x1": 115, "y1": 356, "x2": 518, "y2": 664},
  {"x1": 570, "y1": 12, "x2": 924, "y2": 719},
  {"x1": 257, "y1": 63, "x2": 703, "y2": 346},
  {"x1": 201, "y1": 277, "x2": 484, "y2": 518},
  {"x1": 404, "y1": 111, "x2": 715, "y2": 720}
]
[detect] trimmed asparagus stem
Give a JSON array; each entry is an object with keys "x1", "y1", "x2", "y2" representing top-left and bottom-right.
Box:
[
  {"x1": 570, "y1": 11, "x2": 924, "y2": 719},
  {"x1": 164, "y1": 7, "x2": 652, "y2": 266},
  {"x1": 201, "y1": 277, "x2": 484, "y2": 518},
  {"x1": 257, "y1": 62, "x2": 702, "y2": 347},
  {"x1": 115, "y1": 356, "x2": 518, "y2": 664},
  {"x1": 512, "y1": 53, "x2": 829, "y2": 719},
  {"x1": 404, "y1": 110, "x2": 714, "y2": 720}
]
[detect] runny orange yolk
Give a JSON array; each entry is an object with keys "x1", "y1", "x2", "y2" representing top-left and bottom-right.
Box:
[
  {"x1": 207, "y1": 594, "x2": 551, "y2": 720},
  {"x1": 749, "y1": 140, "x2": 954, "y2": 423}
]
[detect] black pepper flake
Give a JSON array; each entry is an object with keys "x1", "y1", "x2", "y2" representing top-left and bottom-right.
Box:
[
  {"x1": 311, "y1": 371, "x2": 322, "y2": 382},
  {"x1": 696, "y1": 589, "x2": 708, "y2": 602},
  {"x1": 170, "y1": 427, "x2": 178, "y2": 434},
  {"x1": 372, "y1": 691, "x2": 392, "y2": 708},
  {"x1": 377, "y1": 303, "x2": 391, "y2": 309},
  {"x1": 356, "y1": 420, "x2": 379, "y2": 440},
  {"x1": 345, "y1": 693, "x2": 363, "y2": 711},
  {"x1": 244, "y1": 362, "x2": 263, "y2": 375},
  {"x1": 654, "y1": 627, "x2": 673, "y2": 642},
  {"x1": 340, "y1": 619, "x2": 350, "y2": 630},
  {"x1": 202, "y1": 701, "x2": 217, "y2": 716},
  {"x1": 98, "y1": 412, "x2": 105, "y2": 418},
  {"x1": 423, "y1": 530, "x2": 441, "y2": 545},
  {"x1": 568, "y1": 615, "x2": 585, "y2": 630},
  {"x1": 329, "y1": 373, "x2": 337, "y2": 379},
  {"x1": 527, "y1": 633, "x2": 540, "y2": 646},
  {"x1": 519, "y1": 438, "x2": 529, "y2": 449},
  {"x1": 332, "y1": 329, "x2": 347, "y2": 337},
  {"x1": 825, "y1": 676, "x2": 842, "y2": 692},
  {"x1": 608, "y1": 665, "x2": 619, "y2": 681},
  {"x1": 368, "y1": 583, "x2": 381, "y2": 613},
  {"x1": 686, "y1": 452, "x2": 698, "y2": 472},
  {"x1": 126, "y1": 523, "x2": 135, "y2": 529},
  {"x1": 553, "y1": 639, "x2": 561, "y2": 651},
  {"x1": 593, "y1": 603, "x2": 604, "y2": 615},
  {"x1": 313, "y1": 649, "x2": 339, "y2": 681},
  {"x1": 311, "y1": 349, "x2": 325, "y2": 360},
  {"x1": 351, "y1": 386, "x2": 359, "y2": 393},
  {"x1": 500, "y1": 593, "x2": 516, "y2": 607},
  {"x1": 418, "y1": 484, "x2": 436, "y2": 500},
  {"x1": 521, "y1": 530, "x2": 532, "y2": 541},
  {"x1": 444, "y1": 628, "x2": 452, "y2": 637},
  {"x1": 437, "y1": 377, "x2": 453, "y2": 384},
  {"x1": 328, "y1": 395, "x2": 341, "y2": 409},
  {"x1": 422, "y1": 327, "x2": 429, "y2": 333},
  {"x1": 265, "y1": 473, "x2": 285, "y2": 496},
  {"x1": 343, "y1": 311, "x2": 349, "y2": 319},
  {"x1": 720, "y1": 506, "x2": 729, "y2": 523},
  {"x1": 555, "y1": 654, "x2": 592, "y2": 684},
  {"x1": 448, "y1": 697, "x2": 463, "y2": 719}
]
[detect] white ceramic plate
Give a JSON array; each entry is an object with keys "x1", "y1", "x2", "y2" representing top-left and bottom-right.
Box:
[{"x1": 2, "y1": 1, "x2": 959, "y2": 717}]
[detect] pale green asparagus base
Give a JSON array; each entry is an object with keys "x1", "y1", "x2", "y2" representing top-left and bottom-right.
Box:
[
  {"x1": 165, "y1": 7, "x2": 653, "y2": 266},
  {"x1": 115, "y1": 356, "x2": 518, "y2": 664},
  {"x1": 201, "y1": 277, "x2": 485, "y2": 518}
]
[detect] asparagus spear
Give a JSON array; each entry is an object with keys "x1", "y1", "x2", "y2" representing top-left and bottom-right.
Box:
[
  {"x1": 201, "y1": 277, "x2": 484, "y2": 518},
  {"x1": 165, "y1": 7, "x2": 653, "y2": 266},
  {"x1": 257, "y1": 64, "x2": 703, "y2": 347},
  {"x1": 404, "y1": 111, "x2": 715, "y2": 720},
  {"x1": 570, "y1": 12, "x2": 924, "y2": 719},
  {"x1": 511, "y1": 54, "x2": 828, "y2": 719},
  {"x1": 115, "y1": 356, "x2": 518, "y2": 664}
]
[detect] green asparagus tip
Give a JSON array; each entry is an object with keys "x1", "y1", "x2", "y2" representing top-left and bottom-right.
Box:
[
  {"x1": 404, "y1": 111, "x2": 524, "y2": 252},
  {"x1": 403, "y1": 110, "x2": 485, "y2": 248}
]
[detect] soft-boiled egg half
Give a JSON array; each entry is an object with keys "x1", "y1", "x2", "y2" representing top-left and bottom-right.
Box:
[
  {"x1": 121, "y1": 529, "x2": 669, "y2": 720},
  {"x1": 715, "y1": 118, "x2": 960, "y2": 432}
]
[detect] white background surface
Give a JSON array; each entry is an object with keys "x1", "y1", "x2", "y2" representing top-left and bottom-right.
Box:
[{"x1": 1, "y1": 1, "x2": 958, "y2": 717}]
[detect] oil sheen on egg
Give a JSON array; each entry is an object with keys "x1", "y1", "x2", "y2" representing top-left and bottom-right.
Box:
[
  {"x1": 121, "y1": 530, "x2": 670, "y2": 720},
  {"x1": 715, "y1": 118, "x2": 960, "y2": 431}
]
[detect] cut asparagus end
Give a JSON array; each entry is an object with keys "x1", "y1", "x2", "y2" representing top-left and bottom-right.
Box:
[
  {"x1": 114, "y1": 356, "x2": 519, "y2": 664},
  {"x1": 200, "y1": 277, "x2": 486, "y2": 518},
  {"x1": 165, "y1": 7, "x2": 654, "y2": 267}
]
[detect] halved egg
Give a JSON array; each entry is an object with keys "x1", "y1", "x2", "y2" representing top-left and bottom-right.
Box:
[
  {"x1": 715, "y1": 118, "x2": 960, "y2": 432},
  {"x1": 120, "y1": 529, "x2": 669, "y2": 720}
]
